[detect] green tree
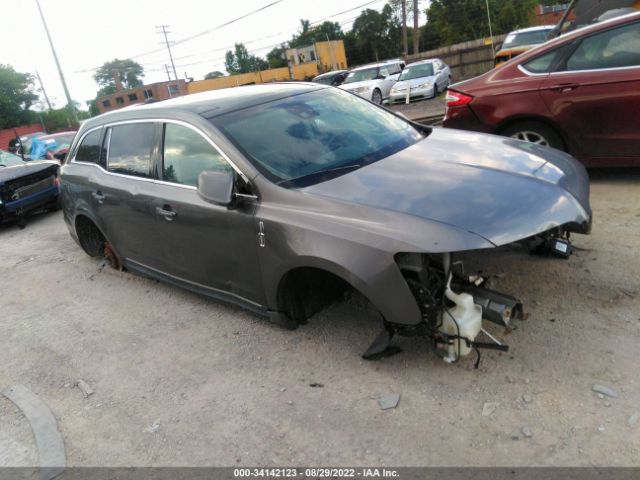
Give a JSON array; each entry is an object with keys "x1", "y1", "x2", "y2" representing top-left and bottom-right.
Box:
[
  {"x1": 204, "y1": 70, "x2": 225, "y2": 79},
  {"x1": 266, "y1": 46, "x2": 287, "y2": 68},
  {"x1": 346, "y1": 5, "x2": 401, "y2": 65},
  {"x1": 0, "y1": 64, "x2": 37, "y2": 129},
  {"x1": 290, "y1": 20, "x2": 344, "y2": 48},
  {"x1": 224, "y1": 43, "x2": 268, "y2": 74},
  {"x1": 93, "y1": 58, "x2": 145, "y2": 92},
  {"x1": 426, "y1": 0, "x2": 538, "y2": 47}
]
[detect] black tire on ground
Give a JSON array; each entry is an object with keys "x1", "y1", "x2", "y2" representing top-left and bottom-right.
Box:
[
  {"x1": 433, "y1": 83, "x2": 439, "y2": 98},
  {"x1": 501, "y1": 120, "x2": 565, "y2": 151},
  {"x1": 371, "y1": 89, "x2": 382, "y2": 105}
]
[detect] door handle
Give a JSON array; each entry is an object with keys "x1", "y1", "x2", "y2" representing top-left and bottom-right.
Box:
[
  {"x1": 552, "y1": 83, "x2": 579, "y2": 93},
  {"x1": 156, "y1": 205, "x2": 177, "y2": 221},
  {"x1": 92, "y1": 191, "x2": 105, "y2": 204}
]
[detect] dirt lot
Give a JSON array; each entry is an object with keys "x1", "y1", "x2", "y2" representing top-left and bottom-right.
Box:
[{"x1": 1, "y1": 167, "x2": 639, "y2": 468}]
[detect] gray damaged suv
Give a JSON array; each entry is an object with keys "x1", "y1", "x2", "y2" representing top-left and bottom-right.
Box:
[{"x1": 61, "y1": 83, "x2": 591, "y2": 363}]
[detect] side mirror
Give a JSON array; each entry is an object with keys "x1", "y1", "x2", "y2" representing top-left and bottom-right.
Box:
[
  {"x1": 375, "y1": 74, "x2": 386, "y2": 80},
  {"x1": 197, "y1": 170, "x2": 235, "y2": 206},
  {"x1": 388, "y1": 73, "x2": 400, "y2": 81}
]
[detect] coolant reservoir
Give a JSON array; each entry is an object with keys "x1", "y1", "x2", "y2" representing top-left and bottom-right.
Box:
[{"x1": 439, "y1": 287, "x2": 482, "y2": 362}]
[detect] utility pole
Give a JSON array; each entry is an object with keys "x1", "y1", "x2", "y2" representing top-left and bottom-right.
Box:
[
  {"x1": 485, "y1": 0, "x2": 495, "y2": 57},
  {"x1": 35, "y1": 70, "x2": 52, "y2": 111},
  {"x1": 164, "y1": 64, "x2": 173, "y2": 98},
  {"x1": 35, "y1": 0, "x2": 77, "y2": 123},
  {"x1": 401, "y1": 0, "x2": 408, "y2": 59},
  {"x1": 157, "y1": 25, "x2": 179, "y2": 83},
  {"x1": 412, "y1": 0, "x2": 420, "y2": 55}
]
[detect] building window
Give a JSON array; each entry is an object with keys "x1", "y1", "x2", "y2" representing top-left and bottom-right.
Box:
[
  {"x1": 115, "y1": 96, "x2": 124, "y2": 105},
  {"x1": 168, "y1": 84, "x2": 179, "y2": 95},
  {"x1": 102, "y1": 100, "x2": 111, "y2": 108},
  {"x1": 143, "y1": 89, "x2": 153, "y2": 99},
  {"x1": 128, "y1": 93, "x2": 138, "y2": 101}
]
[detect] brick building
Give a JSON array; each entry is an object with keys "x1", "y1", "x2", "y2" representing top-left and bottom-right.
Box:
[{"x1": 96, "y1": 79, "x2": 187, "y2": 114}]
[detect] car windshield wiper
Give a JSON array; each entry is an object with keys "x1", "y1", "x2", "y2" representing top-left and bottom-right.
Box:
[{"x1": 277, "y1": 164, "x2": 362, "y2": 188}]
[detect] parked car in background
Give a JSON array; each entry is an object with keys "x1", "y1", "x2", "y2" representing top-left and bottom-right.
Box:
[
  {"x1": 389, "y1": 59, "x2": 451, "y2": 104},
  {"x1": 8, "y1": 132, "x2": 45, "y2": 156},
  {"x1": 312, "y1": 70, "x2": 349, "y2": 86},
  {"x1": 30, "y1": 131, "x2": 77, "y2": 162},
  {"x1": 61, "y1": 83, "x2": 591, "y2": 361},
  {"x1": 494, "y1": 26, "x2": 554, "y2": 67},
  {"x1": 339, "y1": 60, "x2": 404, "y2": 104},
  {"x1": 443, "y1": 12, "x2": 640, "y2": 167},
  {"x1": 0, "y1": 149, "x2": 60, "y2": 225}
]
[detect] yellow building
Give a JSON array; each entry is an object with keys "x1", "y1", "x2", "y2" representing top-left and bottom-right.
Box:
[{"x1": 187, "y1": 40, "x2": 347, "y2": 95}]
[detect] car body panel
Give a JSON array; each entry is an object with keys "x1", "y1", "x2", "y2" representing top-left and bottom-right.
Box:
[
  {"x1": 302, "y1": 128, "x2": 591, "y2": 247},
  {"x1": 443, "y1": 12, "x2": 640, "y2": 167}
]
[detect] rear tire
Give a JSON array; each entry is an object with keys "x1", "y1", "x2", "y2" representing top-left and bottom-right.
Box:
[{"x1": 501, "y1": 121, "x2": 564, "y2": 151}]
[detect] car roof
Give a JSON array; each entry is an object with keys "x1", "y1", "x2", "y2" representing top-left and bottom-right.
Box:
[
  {"x1": 83, "y1": 82, "x2": 328, "y2": 128},
  {"x1": 313, "y1": 70, "x2": 348, "y2": 79},
  {"x1": 351, "y1": 60, "x2": 403, "y2": 71},
  {"x1": 508, "y1": 25, "x2": 555, "y2": 34},
  {"x1": 406, "y1": 58, "x2": 439, "y2": 66}
]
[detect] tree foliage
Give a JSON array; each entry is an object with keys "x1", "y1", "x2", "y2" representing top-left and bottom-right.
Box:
[
  {"x1": 204, "y1": 70, "x2": 225, "y2": 79},
  {"x1": 266, "y1": 46, "x2": 288, "y2": 68},
  {"x1": 224, "y1": 43, "x2": 269, "y2": 74},
  {"x1": 426, "y1": 0, "x2": 538, "y2": 46},
  {"x1": 93, "y1": 58, "x2": 145, "y2": 92},
  {"x1": 289, "y1": 20, "x2": 344, "y2": 48},
  {"x1": 0, "y1": 65, "x2": 37, "y2": 129},
  {"x1": 344, "y1": 5, "x2": 402, "y2": 66}
]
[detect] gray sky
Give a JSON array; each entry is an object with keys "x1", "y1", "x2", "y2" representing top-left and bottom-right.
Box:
[{"x1": 2, "y1": 0, "x2": 405, "y2": 110}]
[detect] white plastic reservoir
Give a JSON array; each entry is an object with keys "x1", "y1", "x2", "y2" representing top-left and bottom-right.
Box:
[{"x1": 439, "y1": 287, "x2": 482, "y2": 362}]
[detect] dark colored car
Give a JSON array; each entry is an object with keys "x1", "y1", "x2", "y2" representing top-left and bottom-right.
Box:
[
  {"x1": 443, "y1": 12, "x2": 640, "y2": 167},
  {"x1": 61, "y1": 83, "x2": 591, "y2": 361},
  {"x1": 0, "y1": 149, "x2": 60, "y2": 224},
  {"x1": 312, "y1": 70, "x2": 349, "y2": 86}
]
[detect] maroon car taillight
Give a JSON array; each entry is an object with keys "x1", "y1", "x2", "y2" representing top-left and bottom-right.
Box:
[{"x1": 445, "y1": 91, "x2": 473, "y2": 107}]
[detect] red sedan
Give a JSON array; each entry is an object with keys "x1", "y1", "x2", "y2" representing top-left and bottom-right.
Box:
[{"x1": 443, "y1": 12, "x2": 640, "y2": 167}]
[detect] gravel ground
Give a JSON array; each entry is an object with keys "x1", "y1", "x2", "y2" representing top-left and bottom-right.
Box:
[
  {"x1": 388, "y1": 97, "x2": 445, "y2": 120},
  {"x1": 0, "y1": 167, "x2": 639, "y2": 467}
]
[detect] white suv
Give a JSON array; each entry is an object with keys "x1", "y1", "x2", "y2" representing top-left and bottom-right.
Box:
[{"x1": 339, "y1": 60, "x2": 405, "y2": 104}]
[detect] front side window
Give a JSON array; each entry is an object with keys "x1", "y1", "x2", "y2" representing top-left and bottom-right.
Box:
[
  {"x1": 211, "y1": 88, "x2": 424, "y2": 188},
  {"x1": 75, "y1": 129, "x2": 102, "y2": 164},
  {"x1": 344, "y1": 67, "x2": 379, "y2": 84},
  {"x1": 565, "y1": 22, "x2": 640, "y2": 71},
  {"x1": 107, "y1": 123, "x2": 155, "y2": 178},
  {"x1": 399, "y1": 63, "x2": 434, "y2": 80},
  {"x1": 162, "y1": 124, "x2": 231, "y2": 187}
]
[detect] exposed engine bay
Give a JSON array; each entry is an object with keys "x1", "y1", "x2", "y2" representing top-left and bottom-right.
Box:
[{"x1": 364, "y1": 250, "x2": 532, "y2": 366}]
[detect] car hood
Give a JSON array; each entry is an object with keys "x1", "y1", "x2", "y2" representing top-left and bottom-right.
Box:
[
  {"x1": 0, "y1": 161, "x2": 59, "y2": 184},
  {"x1": 302, "y1": 128, "x2": 591, "y2": 248},
  {"x1": 393, "y1": 76, "x2": 436, "y2": 90}
]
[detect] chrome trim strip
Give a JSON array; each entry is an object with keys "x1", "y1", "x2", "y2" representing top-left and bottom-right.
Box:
[
  {"x1": 126, "y1": 258, "x2": 264, "y2": 309},
  {"x1": 518, "y1": 62, "x2": 640, "y2": 77}
]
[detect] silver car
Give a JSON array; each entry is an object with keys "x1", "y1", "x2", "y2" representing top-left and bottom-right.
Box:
[
  {"x1": 389, "y1": 58, "x2": 451, "y2": 104},
  {"x1": 339, "y1": 60, "x2": 404, "y2": 104}
]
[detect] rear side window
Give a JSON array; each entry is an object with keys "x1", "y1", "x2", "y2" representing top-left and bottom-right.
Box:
[
  {"x1": 107, "y1": 123, "x2": 155, "y2": 178},
  {"x1": 565, "y1": 22, "x2": 640, "y2": 71},
  {"x1": 162, "y1": 123, "x2": 231, "y2": 187},
  {"x1": 74, "y1": 129, "x2": 102, "y2": 164},
  {"x1": 522, "y1": 43, "x2": 575, "y2": 74}
]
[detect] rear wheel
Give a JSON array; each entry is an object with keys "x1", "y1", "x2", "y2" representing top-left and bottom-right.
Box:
[
  {"x1": 501, "y1": 121, "x2": 564, "y2": 150},
  {"x1": 371, "y1": 89, "x2": 382, "y2": 105}
]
